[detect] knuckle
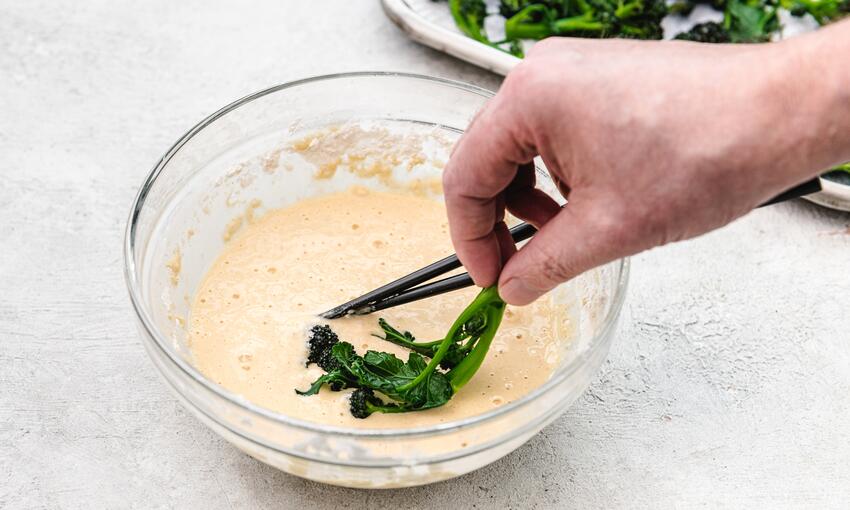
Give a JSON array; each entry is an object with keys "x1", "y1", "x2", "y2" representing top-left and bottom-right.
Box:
[
  {"x1": 503, "y1": 61, "x2": 567, "y2": 121},
  {"x1": 589, "y1": 203, "x2": 630, "y2": 239},
  {"x1": 526, "y1": 37, "x2": 559, "y2": 57},
  {"x1": 442, "y1": 162, "x2": 459, "y2": 191},
  {"x1": 442, "y1": 143, "x2": 478, "y2": 196},
  {"x1": 577, "y1": 201, "x2": 648, "y2": 257},
  {"x1": 499, "y1": 63, "x2": 551, "y2": 133},
  {"x1": 502, "y1": 60, "x2": 537, "y2": 96}
]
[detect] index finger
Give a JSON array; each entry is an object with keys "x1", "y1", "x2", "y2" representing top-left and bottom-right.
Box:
[{"x1": 442, "y1": 94, "x2": 535, "y2": 287}]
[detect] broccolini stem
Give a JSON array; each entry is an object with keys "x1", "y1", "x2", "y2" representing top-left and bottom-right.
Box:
[
  {"x1": 615, "y1": 0, "x2": 644, "y2": 18},
  {"x1": 575, "y1": 0, "x2": 594, "y2": 13},
  {"x1": 397, "y1": 286, "x2": 503, "y2": 392},
  {"x1": 446, "y1": 291, "x2": 506, "y2": 392},
  {"x1": 619, "y1": 24, "x2": 648, "y2": 36},
  {"x1": 368, "y1": 402, "x2": 409, "y2": 414},
  {"x1": 449, "y1": 0, "x2": 490, "y2": 43},
  {"x1": 552, "y1": 15, "x2": 606, "y2": 34},
  {"x1": 505, "y1": 23, "x2": 553, "y2": 40},
  {"x1": 505, "y1": 4, "x2": 553, "y2": 40},
  {"x1": 374, "y1": 317, "x2": 470, "y2": 351}
]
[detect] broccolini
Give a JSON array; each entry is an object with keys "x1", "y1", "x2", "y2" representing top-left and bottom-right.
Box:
[{"x1": 297, "y1": 286, "x2": 507, "y2": 418}]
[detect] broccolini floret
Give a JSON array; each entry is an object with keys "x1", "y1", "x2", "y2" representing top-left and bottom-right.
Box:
[
  {"x1": 305, "y1": 324, "x2": 340, "y2": 372},
  {"x1": 502, "y1": 0, "x2": 667, "y2": 41},
  {"x1": 674, "y1": 21, "x2": 732, "y2": 42},
  {"x1": 349, "y1": 388, "x2": 405, "y2": 418}
]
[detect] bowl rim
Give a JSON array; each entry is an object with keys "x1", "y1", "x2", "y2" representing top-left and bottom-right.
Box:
[{"x1": 124, "y1": 71, "x2": 630, "y2": 439}]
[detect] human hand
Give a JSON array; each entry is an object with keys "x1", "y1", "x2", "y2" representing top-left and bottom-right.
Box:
[{"x1": 443, "y1": 30, "x2": 850, "y2": 305}]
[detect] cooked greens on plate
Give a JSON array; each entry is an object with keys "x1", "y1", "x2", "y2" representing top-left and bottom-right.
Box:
[{"x1": 444, "y1": 0, "x2": 849, "y2": 55}]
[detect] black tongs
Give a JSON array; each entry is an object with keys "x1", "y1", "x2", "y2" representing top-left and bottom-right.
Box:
[{"x1": 320, "y1": 177, "x2": 822, "y2": 319}]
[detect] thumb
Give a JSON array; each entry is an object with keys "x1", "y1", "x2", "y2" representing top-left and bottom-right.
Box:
[{"x1": 498, "y1": 199, "x2": 628, "y2": 305}]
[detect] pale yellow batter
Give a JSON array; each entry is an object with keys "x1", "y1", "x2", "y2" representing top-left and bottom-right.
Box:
[{"x1": 188, "y1": 187, "x2": 571, "y2": 429}]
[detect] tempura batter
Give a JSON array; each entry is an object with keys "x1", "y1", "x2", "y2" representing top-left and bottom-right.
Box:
[{"x1": 188, "y1": 187, "x2": 572, "y2": 428}]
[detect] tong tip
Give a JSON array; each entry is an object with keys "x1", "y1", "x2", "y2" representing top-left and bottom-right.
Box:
[
  {"x1": 319, "y1": 304, "x2": 375, "y2": 320},
  {"x1": 318, "y1": 306, "x2": 347, "y2": 320}
]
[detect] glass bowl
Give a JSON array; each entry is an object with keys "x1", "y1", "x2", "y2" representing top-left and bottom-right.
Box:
[{"x1": 124, "y1": 72, "x2": 629, "y2": 488}]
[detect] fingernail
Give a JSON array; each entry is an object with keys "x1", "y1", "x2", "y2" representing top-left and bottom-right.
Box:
[{"x1": 499, "y1": 277, "x2": 538, "y2": 306}]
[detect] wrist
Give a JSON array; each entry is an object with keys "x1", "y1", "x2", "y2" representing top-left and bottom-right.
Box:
[{"x1": 776, "y1": 24, "x2": 850, "y2": 175}]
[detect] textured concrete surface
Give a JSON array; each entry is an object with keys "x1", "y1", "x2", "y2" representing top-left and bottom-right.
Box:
[{"x1": 1, "y1": 1, "x2": 849, "y2": 508}]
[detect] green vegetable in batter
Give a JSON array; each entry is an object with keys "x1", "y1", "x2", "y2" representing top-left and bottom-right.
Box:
[{"x1": 297, "y1": 286, "x2": 506, "y2": 418}]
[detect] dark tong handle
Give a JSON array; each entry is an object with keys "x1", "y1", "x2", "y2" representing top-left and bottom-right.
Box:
[
  {"x1": 351, "y1": 273, "x2": 474, "y2": 315},
  {"x1": 323, "y1": 177, "x2": 821, "y2": 318},
  {"x1": 320, "y1": 223, "x2": 537, "y2": 318},
  {"x1": 760, "y1": 177, "x2": 822, "y2": 206}
]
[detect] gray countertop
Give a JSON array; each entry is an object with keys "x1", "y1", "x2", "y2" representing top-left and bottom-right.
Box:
[{"x1": 1, "y1": 1, "x2": 848, "y2": 508}]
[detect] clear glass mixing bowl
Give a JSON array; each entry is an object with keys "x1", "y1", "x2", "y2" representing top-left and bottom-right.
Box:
[{"x1": 124, "y1": 72, "x2": 629, "y2": 488}]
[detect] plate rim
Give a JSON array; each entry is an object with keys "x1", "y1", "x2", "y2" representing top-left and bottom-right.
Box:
[
  {"x1": 381, "y1": 0, "x2": 519, "y2": 75},
  {"x1": 803, "y1": 176, "x2": 850, "y2": 212}
]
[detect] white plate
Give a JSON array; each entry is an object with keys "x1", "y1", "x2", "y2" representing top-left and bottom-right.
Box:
[
  {"x1": 805, "y1": 174, "x2": 850, "y2": 212},
  {"x1": 381, "y1": 0, "x2": 520, "y2": 75}
]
